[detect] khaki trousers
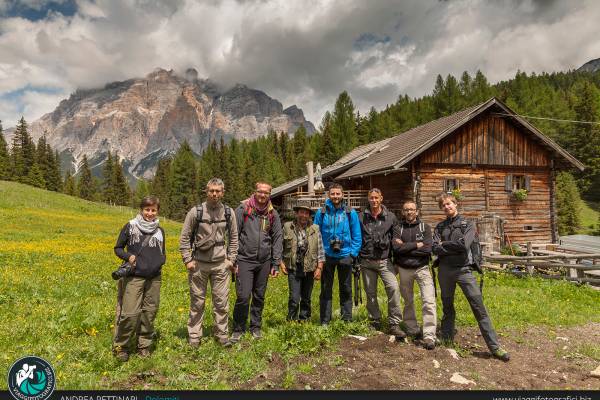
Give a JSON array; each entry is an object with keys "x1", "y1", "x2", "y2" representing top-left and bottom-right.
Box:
[
  {"x1": 113, "y1": 275, "x2": 161, "y2": 351},
  {"x1": 187, "y1": 259, "x2": 231, "y2": 342},
  {"x1": 361, "y1": 259, "x2": 403, "y2": 326},
  {"x1": 397, "y1": 265, "x2": 437, "y2": 340}
]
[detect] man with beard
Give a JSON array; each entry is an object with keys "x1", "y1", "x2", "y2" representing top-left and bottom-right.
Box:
[{"x1": 230, "y1": 182, "x2": 283, "y2": 342}]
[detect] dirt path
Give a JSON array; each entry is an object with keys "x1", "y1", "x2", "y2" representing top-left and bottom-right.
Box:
[{"x1": 242, "y1": 323, "x2": 600, "y2": 390}]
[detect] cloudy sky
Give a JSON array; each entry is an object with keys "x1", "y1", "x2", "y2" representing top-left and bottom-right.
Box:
[{"x1": 1, "y1": 0, "x2": 599, "y2": 128}]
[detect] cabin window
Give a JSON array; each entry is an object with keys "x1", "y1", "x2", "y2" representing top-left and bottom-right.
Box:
[
  {"x1": 444, "y1": 178, "x2": 459, "y2": 193},
  {"x1": 505, "y1": 174, "x2": 531, "y2": 192},
  {"x1": 523, "y1": 225, "x2": 534, "y2": 231},
  {"x1": 513, "y1": 175, "x2": 526, "y2": 191}
]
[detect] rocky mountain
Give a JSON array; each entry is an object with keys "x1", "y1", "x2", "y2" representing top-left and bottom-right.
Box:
[
  {"x1": 20, "y1": 68, "x2": 315, "y2": 179},
  {"x1": 577, "y1": 58, "x2": 600, "y2": 73}
]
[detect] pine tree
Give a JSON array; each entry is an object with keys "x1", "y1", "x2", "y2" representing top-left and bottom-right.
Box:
[
  {"x1": 571, "y1": 81, "x2": 600, "y2": 195},
  {"x1": 102, "y1": 152, "x2": 116, "y2": 204},
  {"x1": 472, "y1": 70, "x2": 492, "y2": 102},
  {"x1": 459, "y1": 71, "x2": 473, "y2": 99},
  {"x1": 556, "y1": 172, "x2": 582, "y2": 235},
  {"x1": 0, "y1": 121, "x2": 9, "y2": 180},
  {"x1": 77, "y1": 155, "x2": 95, "y2": 200},
  {"x1": 150, "y1": 157, "x2": 172, "y2": 217},
  {"x1": 291, "y1": 124, "x2": 310, "y2": 177},
  {"x1": 169, "y1": 141, "x2": 198, "y2": 221},
  {"x1": 46, "y1": 149, "x2": 62, "y2": 192},
  {"x1": 24, "y1": 161, "x2": 46, "y2": 188},
  {"x1": 331, "y1": 91, "x2": 357, "y2": 156},
  {"x1": 63, "y1": 170, "x2": 77, "y2": 196},
  {"x1": 112, "y1": 157, "x2": 130, "y2": 206},
  {"x1": 10, "y1": 117, "x2": 31, "y2": 180},
  {"x1": 226, "y1": 138, "x2": 245, "y2": 205},
  {"x1": 35, "y1": 135, "x2": 50, "y2": 189},
  {"x1": 319, "y1": 112, "x2": 337, "y2": 166}
]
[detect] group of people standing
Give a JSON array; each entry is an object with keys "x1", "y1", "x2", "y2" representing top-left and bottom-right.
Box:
[{"x1": 112, "y1": 179, "x2": 510, "y2": 363}]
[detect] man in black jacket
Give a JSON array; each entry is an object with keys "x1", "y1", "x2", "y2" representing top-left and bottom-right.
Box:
[
  {"x1": 230, "y1": 182, "x2": 283, "y2": 343},
  {"x1": 359, "y1": 188, "x2": 405, "y2": 337},
  {"x1": 393, "y1": 200, "x2": 436, "y2": 350},
  {"x1": 433, "y1": 193, "x2": 510, "y2": 361}
]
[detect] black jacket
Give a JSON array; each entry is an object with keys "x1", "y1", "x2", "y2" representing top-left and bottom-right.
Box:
[
  {"x1": 432, "y1": 214, "x2": 475, "y2": 268},
  {"x1": 114, "y1": 223, "x2": 166, "y2": 278},
  {"x1": 393, "y1": 218, "x2": 432, "y2": 269},
  {"x1": 235, "y1": 202, "x2": 283, "y2": 269},
  {"x1": 359, "y1": 205, "x2": 397, "y2": 260}
]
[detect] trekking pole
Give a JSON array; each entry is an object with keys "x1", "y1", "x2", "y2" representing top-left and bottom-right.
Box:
[{"x1": 353, "y1": 258, "x2": 362, "y2": 306}]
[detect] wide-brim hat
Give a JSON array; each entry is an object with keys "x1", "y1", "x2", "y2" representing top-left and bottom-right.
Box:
[{"x1": 293, "y1": 201, "x2": 313, "y2": 213}]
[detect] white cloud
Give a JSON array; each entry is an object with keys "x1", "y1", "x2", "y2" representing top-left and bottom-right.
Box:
[{"x1": 0, "y1": 0, "x2": 599, "y2": 127}]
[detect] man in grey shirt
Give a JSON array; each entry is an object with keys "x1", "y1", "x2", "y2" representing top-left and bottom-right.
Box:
[{"x1": 179, "y1": 178, "x2": 238, "y2": 348}]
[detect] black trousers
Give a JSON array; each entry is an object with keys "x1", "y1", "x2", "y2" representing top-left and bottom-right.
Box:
[
  {"x1": 320, "y1": 255, "x2": 353, "y2": 324},
  {"x1": 438, "y1": 265, "x2": 500, "y2": 352},
  {"x1": 233, "y1": 259, "x2": 271, "y2": 333},
  {"x1": 287, "y1": 267, "x2": 315, "y2": 321}
]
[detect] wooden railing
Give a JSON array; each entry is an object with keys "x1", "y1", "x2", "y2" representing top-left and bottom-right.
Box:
[{"x1": 281, "y1": 190, "x2": 369, "y2": 218}]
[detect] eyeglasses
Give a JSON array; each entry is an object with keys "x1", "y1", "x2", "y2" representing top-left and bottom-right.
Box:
[
  {"x1": 402, "y1": 208, "x2": 417, "y2": 212},
  {"x1": 256, "y1": 190, "x2": 271, "y2": 195}
]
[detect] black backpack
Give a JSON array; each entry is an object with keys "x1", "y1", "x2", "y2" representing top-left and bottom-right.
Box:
[
  {"x1": 190, "y1": 204, "x2": 232, "y2": 249},
  {"x1": 458, "y1": 220, "x2": 483, "y2": 274},
  {"x1": 434, "y1": 218, "x2": 484, "y2": 293}
]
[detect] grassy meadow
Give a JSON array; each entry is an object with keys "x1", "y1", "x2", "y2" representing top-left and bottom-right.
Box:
[{"x1": 1, "y1": 180, "x2": 599, "y2": 389}]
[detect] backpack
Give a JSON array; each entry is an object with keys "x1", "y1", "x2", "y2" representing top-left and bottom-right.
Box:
[
  {"x1": 320, "y1": 204, "x2": 353, "y2": 220},
  {"x1": 399, "y1": 221, "x2": 425, "y2": 239},
  {"x1": 190, "y1": 204, "x2": 232, "y2": 250},
  {"x1": 458, "y1": 220, "x2": 483, "y2": 274},
  {"x1": 435, "y1": 218, "x2": 484, "y2": 293}
]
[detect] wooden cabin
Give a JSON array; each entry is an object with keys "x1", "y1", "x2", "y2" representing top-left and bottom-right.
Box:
[{"x1": 271, "y1": 97, "x2": 584, "y2": 247}]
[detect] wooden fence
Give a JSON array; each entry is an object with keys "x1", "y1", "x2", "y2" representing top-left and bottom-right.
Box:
[{"x1": 484, "y1": 243, "x2": 600, "y2": 285}]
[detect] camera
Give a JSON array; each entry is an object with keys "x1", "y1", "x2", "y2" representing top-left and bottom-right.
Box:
[
  {"x1": 296, "y1": 242, "x2": 308, "y2": 268},
  {"x1": 111, "y1": 261, "x2": 134, "y2": 280},
  {"x1": 330, "y1": 238, "x2": 342, "y2": 253}
]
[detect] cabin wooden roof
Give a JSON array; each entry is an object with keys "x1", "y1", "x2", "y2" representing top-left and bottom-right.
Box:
[{"x1": 336, "y1": 97, "x2": 584, "y2": 180}]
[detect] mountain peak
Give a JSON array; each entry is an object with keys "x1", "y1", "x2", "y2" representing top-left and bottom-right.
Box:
[
  {"x1": 24, "y1": 69, "x2": 316, "y2": 180},
  {"x1": 577, "y1": 58, "x2": 600, "y2": 73}
]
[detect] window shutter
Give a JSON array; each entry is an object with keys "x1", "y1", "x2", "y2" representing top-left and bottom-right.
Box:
[
  {"x1": 505, "y1": 174, "x2": 512, "y2": 191},
  {"x1": 524, "y1": 175, "x2": 531, "y2": 191},
  {"x1": 456, "y1": 179, "x2": 460, "y2": 190}
]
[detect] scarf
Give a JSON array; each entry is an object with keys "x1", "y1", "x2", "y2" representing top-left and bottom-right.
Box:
[
  {"x1": 244, "y1": 195, "x2": 275, "y2": 226},
  {"x1": 128, "y1": 214, "x2": 163, "y2": 251}
]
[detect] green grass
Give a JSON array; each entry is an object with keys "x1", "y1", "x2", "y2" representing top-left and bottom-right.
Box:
[
  {"x1": 1, "y1": 180, "x2": 600, "y2": 389},
  {"x1": 579, "y1": 200, "x2": 599, "y2": 235}
]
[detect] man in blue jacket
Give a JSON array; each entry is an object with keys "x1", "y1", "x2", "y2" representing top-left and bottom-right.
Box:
[{"x1": 314, "y1": 183, "x2": 362, "y2": 325}]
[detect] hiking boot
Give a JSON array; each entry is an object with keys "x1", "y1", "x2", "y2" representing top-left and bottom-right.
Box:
[
  {"x1": 219, "y1": 339, "x2": 233, "y2": 348},
  {"x1": 138, "y1": 348, "x2": 151, "y2": 358},
  {"x1": 251, "y1": 329, "x2": 262, "y2": 340},
  {"x1": 492, "y1": 348, "x2": 510, "y2": 362},
  {"x1": 389, "y1": 324, "x2": 407, "y2": 339},
  {"x1": 230, "y1": 331, "x2": 243, "y2": 344},
  {"x1": 423, "y1": 338, "x2": 435, "y2": 350},
  {"x1": 369, "y1": 320, "x2": 382, "y2": 331},
  {"x1": 115, "y1": 350, "x2": 129, "y2": 362},
  {"x1": 188, "y1": 339, "x2": 200, "y2": 349}
]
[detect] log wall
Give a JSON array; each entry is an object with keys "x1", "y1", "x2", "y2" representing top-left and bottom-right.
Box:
[
  {"x1": 417, "y1": 166, "x2": 553, "y2": 244},
  {"x1": 421, "y1": 114, "x2": 551, "y2": 167}
]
